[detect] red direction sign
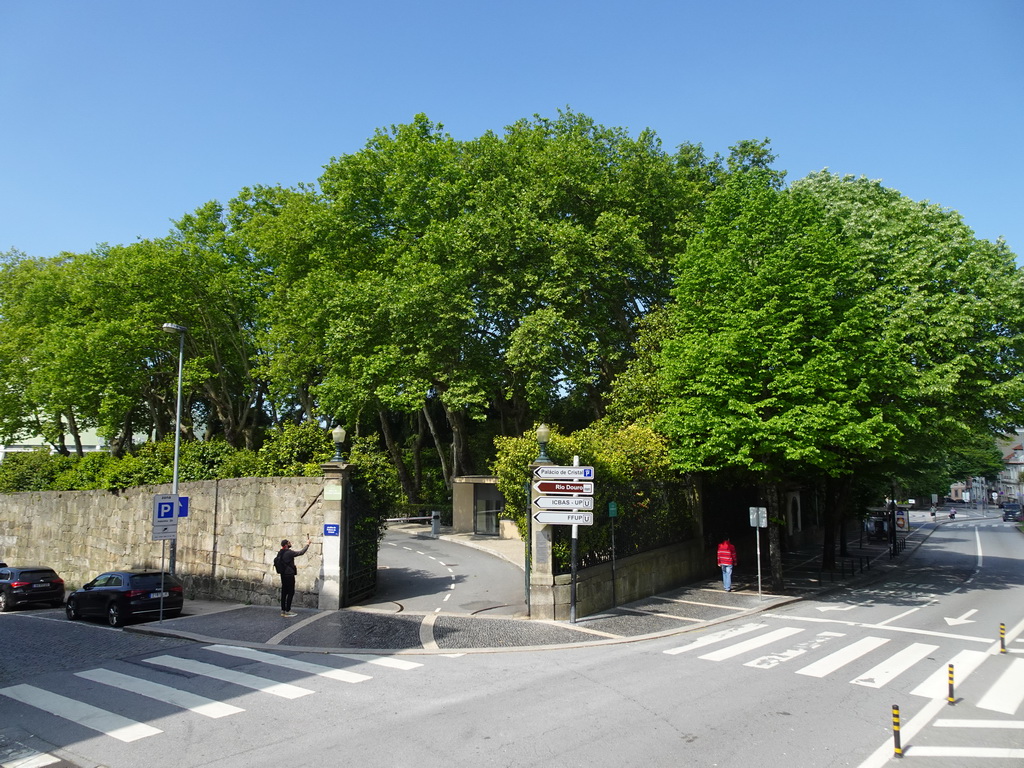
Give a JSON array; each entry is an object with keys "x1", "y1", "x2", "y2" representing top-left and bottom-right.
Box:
[{"x1": 533, "y1": 481, "x2": 594, "y2": 495}]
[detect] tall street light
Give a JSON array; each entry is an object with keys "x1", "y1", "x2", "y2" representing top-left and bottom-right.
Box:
[{"x1": 162, "y1": 323, "x2": 187, "y2": 574}]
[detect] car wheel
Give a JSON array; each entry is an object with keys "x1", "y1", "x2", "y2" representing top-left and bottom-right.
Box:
[
  {"x1": 65, "y1": 598, "x2": 80, "y2": 620},
  {"x1": 0, "y1": 590, "x2": 9, "y2": 612},
  {"x1": 107, "y1": 601, "x2": 122, "y2": 627}
]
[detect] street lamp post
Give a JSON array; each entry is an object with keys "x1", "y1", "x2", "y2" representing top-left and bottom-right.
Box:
[
  {"x1": 535, "y1": 423, "x2": 551, "y2": 463},
  {"x1": 162, "y1": 323, "x2": 186, "y2": 574},
  {"x1": 330, "y1": 425, "x2": 347, "y2": 463}
]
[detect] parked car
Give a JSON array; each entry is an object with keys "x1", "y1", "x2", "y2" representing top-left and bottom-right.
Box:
[
  {"x1": 0, "y1": 565, "x2": 66, "y2": 611},
  {"x1": 65, "y1": 570, "x2": 183, "y2": 627}
]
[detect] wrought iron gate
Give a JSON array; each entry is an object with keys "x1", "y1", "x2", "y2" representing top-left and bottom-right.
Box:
[{"x1": 343, "y1": 477, "x2": 379, "y2": 605}]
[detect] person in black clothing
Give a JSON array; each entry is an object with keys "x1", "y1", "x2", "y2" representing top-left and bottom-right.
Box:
[{"x1": 276, "y1": 536, "x2": 310, "y2": 617}]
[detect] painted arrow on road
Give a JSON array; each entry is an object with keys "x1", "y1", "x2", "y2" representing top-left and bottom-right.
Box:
[{"x1": 944, "y1": 608, "x2": 978, "y2": 626}]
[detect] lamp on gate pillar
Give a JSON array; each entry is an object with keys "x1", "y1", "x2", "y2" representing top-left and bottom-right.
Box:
[
  {"x1": 535, "y1": 423, "x2": 551, "y2": 463},
  {"x1": 331, "y1": 425, "x2": 347, "y2": 463},
  {"x1": 162, "y1": 322, "x2": 187, "y2": 575}
]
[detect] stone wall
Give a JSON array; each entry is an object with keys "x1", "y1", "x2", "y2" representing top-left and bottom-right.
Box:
[
  {"x1": 551, "y1": 538, "x2": 709, "y2": 620},
  {"x1": 0, "y1": 477, "x2": 325, "y2": 607}
]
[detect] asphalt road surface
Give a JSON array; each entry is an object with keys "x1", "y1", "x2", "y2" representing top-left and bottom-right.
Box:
[
  {"x1": 1, "y1": 513, "x2": 1021, "y2": 768},
  {"x1": 362, "y1": 526, "x2": 527, "y2": 616}
]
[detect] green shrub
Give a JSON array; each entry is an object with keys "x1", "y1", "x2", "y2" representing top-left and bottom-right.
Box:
[
  {"x1": 256, "y1": 422, "x2": 333, "y2": 477},
  {"x1": 0, "y1": 449, "x2": 75, "y2": 492}
]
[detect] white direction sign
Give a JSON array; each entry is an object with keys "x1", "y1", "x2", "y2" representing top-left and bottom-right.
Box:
[
  {"x1": 533, "y1": 495, "x2": 594, "y2": 510},
  {"x1": 533, "y1": 511, "x2": 594, "y2": 526},
  {"x1": 533, "y1": 465, "x2": 595, "y2": 480},
  {"x1": 152, "y1": 494, "x2": 178, "y2": 541}
]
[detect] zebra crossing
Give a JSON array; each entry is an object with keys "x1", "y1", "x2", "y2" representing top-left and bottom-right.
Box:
[
  {"x1": 0, "y1": 645, "x2": 425, "y2": 764},
  {"x1": 664, "y1": 622, "x2": 1023, "y2": 713}
]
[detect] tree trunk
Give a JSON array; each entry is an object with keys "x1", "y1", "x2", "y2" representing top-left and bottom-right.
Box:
[
  {"x1": 422, "y1": 404, "x2": 451, "y2": 490},
  {"x1": 442, "y1": 403, "x2": 475, "y2": 479},
  {"x1": 761, "y1": 481, "x2": 785, "y2": 591},
  {"x1": 378, "y1": 409, "x2": 417, "y2": 502}
]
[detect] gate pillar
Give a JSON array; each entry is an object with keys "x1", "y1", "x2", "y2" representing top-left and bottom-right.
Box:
[
  {"x1": 529, "y1": 441, "x2": 557, "y2": 619},
  {"x1": 319, "y1": 461, "x2": 351, "y2": 610}
]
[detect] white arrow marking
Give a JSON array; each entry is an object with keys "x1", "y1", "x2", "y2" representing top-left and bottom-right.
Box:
[{"x1": 944, "y1": 608, "x2": 978, "y2": 626}]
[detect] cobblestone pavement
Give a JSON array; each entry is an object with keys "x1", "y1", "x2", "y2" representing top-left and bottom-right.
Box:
[{"x1": 126, "y1": 518, "x2": 940, "y2": 654}]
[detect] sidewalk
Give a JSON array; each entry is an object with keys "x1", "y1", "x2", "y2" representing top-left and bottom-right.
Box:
[{"x1": 128, "y1": 519, "x2": 934, "y2": 654}]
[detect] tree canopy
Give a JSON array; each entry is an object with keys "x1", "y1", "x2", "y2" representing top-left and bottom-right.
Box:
[{"x1": 2, "y1": 111, "x2": 1020, "y2": 539}]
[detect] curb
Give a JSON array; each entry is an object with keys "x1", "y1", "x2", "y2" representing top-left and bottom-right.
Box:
[{"x1": 127, "y1": 522, "x2": 942, "y2": 655}]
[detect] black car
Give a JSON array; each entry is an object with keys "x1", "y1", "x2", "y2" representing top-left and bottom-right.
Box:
[
  {"x1": 1003, "y1": 504, "x2": 1022, "y2": 522},
  {"x1": 65, "y1": 570, "x2": 183, "y2": 627},
  {"x1": 0, "y1": 565, "x2": 66, "y2": 612}
]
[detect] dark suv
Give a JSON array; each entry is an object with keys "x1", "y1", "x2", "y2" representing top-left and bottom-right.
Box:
[
  {"x1": 1003, "y1": 504, "x2": 1022, "y2": 523},
  {"x1": 65, "y1": 570, "x2": 183, "y2": 627},
  {"x1": 0, "y1": 565, "x2": 66, "y2": 611}
]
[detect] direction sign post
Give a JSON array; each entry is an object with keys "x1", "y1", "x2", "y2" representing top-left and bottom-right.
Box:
[
  {"x1": 749, "y1": 507, "x2": 767, "y2": 599},
  {"x1": 528, "y1": 461, "x2": 597, "y2": 623}
]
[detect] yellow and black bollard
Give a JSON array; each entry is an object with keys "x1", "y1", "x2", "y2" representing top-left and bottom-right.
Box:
[
  {"x1": 1000, "y1": 623, "x2": 1007, "y2": 654},
  {"x1": 947, "y1": 663, "x2": 955, "y2": 705},
  {"x1": 892, "y1": 704, "x2": 902, "y2": 758}
]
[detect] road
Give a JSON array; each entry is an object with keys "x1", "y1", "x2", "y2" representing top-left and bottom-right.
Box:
[
  {"x1": 363, "y1": 525, "x2": 526, "y2": 615},
  {"x1": 1, "y1": 513, "x2": 1021, "y2": 768}
]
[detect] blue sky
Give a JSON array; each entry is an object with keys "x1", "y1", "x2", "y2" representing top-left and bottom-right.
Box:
[{"x1": 1, "y1": 1, "x2": 1021, "y2": 260}]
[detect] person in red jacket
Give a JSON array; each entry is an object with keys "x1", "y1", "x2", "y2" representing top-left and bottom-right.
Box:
[{"x1": 717, "y1": 537, "x2": 737, "y2": 592}]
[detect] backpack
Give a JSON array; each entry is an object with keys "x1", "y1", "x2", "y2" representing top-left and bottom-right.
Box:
[{"x1": 273, "y1": 550, "x2": 285, "y2": 574}]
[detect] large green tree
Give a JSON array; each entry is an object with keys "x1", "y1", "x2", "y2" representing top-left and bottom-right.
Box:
[
  {"x1": 654, "y1": 166, "x2": 1024, "y2": 585},
  {"x1": 237, "y1": 111, "x2": 716, "y2": 500}
]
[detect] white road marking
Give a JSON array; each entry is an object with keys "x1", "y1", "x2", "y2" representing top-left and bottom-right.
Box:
[
  {"x1": 662, "y1": 622, "x2": 767, "y2": 655},
  {"x1": 4, "y1": 751, "x2": 62, "y2": 766},
  {"x1": 700, "y1": 627, "x2": 804, "y2": 661},
  {"x1": 851, "y1": 642, "x2": 938, "y2": 688},
  {"x1": 977, "y1": 658, "x2": 1024, "y2": 714},
  {"x1": 796, "y1": 636, "x2": 890, "y2": 678},
  {"x1": 909, "y1": 649, "x2": 988, "y2": 698},
  {"x1": 143, "y1": 655, "x2": 313, "y2": 698},
  {"x1": 935, "y1": 719, "x2": 1024, "y2": 729},
  {"x1": 0, "y1": 684, "x2": 161, "y2": 742},
  {"x1": 857, "y1": 615, "x2": 1024, "y2": 768},
  {"x1": 332, "y1": 653, "x2": 423, "y2": 670},
  {"x1": 904, "y1": 746, "x2": 1024, "y2": 758},
  {"x1": 75, "y1": 667, "x2": 244, "y2": 717},
  {"x1": 745, "y1": 631, "x2": 845, "y2": 669},
  {"x1": 204, "y1": 645, "x2": 371, "y2": 683}
]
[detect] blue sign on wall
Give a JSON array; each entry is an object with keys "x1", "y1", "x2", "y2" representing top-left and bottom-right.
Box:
[
  {"x1": 324, "y1": 524, "x2": 340, "y2": 537},
  {"x1": 178, "y1": 496, "x2": 189, "y2": 517}
]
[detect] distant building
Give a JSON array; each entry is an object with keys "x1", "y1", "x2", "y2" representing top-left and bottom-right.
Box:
[
  {"x1": 996, "y1": 432, "x2": 1024, "y2": 504},
  {"x1": 0, "y1": 429, "x2": 107, "y2": 462}
]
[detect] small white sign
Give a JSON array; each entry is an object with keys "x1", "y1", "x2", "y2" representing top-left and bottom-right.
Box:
[
  {"x1": 533, "y1": 495, "x2": 595, "y2": 510},
  {"x1": 152, "y1": 494, "x2": 178, "y2": 541},
  {"x1": 533, "y1": 465, "x2": 595, "y2": 480},
  {"x1": 533, "y1": 511, "x2": 595, "y2": 526}
]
